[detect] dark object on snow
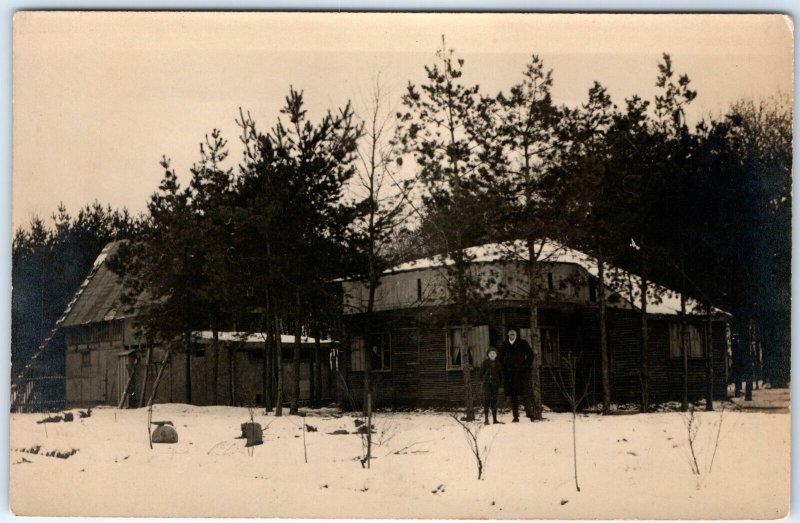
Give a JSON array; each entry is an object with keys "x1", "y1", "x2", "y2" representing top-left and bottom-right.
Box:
[
  {"x1": 560, "y1": 499, "x2": 568, "y2": 506},
  {"x1": 305, "y1": 424, "x2": 317, "y2": 432},
  {"x1": 353, "y1": 419, "x2": 364, "y2": 427},
  {"x1": 329, "y1": 429, "x2": 349, "y2": 435},
  {"x1": 37, "y1": 415, "x2": 62, "y2": 424},
  {"x1": 79, "y1": 408, "x2": 92, "y2": 418},
  {"x1": 45, "y1": 448, "x2": 78, "y2": 459},
  {"x1": 356, "y1": 424, "x2": 375, "y2": 434},
  {"x1": 240, "y1": 422, "x2": 263, "y2": 447},
  {"x1": 63, "y1": 412, "x2": 74, "y2": 422},
  {"x1": 151, "y1": 423, "x2": 178, "y2": 444}
]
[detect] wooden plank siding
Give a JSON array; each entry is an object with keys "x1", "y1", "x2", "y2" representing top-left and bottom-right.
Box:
[
  {"x1": 65, "y1": 318, "x2": 337, "y2": 408},
  {"x1": 343, "y1": 304, "x2": 730, "y2": 411}
]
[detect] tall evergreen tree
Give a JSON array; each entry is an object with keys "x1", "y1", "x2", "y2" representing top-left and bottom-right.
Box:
[
  {"x1": 495, "y1": 55, "x2": 562, "y2": 420},
  {"x1": 397, "y1": 40, "x2": 505, "y2": 420},
  {"x1": 237, "y1": 88, "x2": 361, "y2": 415},
  {"x1": 547, "y1": 82, "x2": 620, "y2": 414}
]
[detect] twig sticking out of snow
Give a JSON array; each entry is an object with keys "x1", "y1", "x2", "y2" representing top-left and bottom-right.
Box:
[
  {"x1": 707, "y1": 404, "x2": 729, "y2": 473},
  {"x1": 683, "y1": 404, "x2": 728, "y2": 477},
  {"x1": 450, "y1": 413, "x2": 498, "y2": 480}
]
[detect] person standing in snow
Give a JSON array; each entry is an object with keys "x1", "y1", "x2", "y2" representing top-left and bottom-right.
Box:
[
  {"x1": 478, "y1": 347, "x2": 503, "y2": 425},
  {"x1": 499, "y1": 326, "x2": 535, "y2": 422}
]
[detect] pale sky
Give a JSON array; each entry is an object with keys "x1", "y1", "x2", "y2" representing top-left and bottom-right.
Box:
[{"x1": 12, "y1": 12, "x2": 793, "y2": 230}]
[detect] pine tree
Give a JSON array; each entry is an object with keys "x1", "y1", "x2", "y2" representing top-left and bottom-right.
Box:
[
  {"x1": 397, "y1": 39, "x2": 505, "y2": 421},
  {"x1": 495, "y1": 55, "x2": 562, "y2": 420},
  {"x1": 237, "y1": 89, "x2": 362, "y2": 415}
]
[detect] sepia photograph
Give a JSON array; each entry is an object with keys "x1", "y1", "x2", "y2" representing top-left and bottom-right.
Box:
[{"x1": 9, "y1": 11, "x2": 793, "y2": 519}]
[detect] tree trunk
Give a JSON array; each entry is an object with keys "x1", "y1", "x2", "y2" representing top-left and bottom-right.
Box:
[
  {"x1": 597, "y1": 250, "x2": 610, "y2": 414},
  {"x1": 184, "y1": 332, "x2": 192, "y2": 404},
  {"x1": 212, "y1": 327, "x2": 220, "y2": 405},
  {"x1": 313, "y1": 324, "x2": 322, "y2": 403},
  {"x1": 639, "y1": 268, "x2": 649, "y2": 414},
  {"x1": 680, "y1": 292, "x2": 689, "y2": 412},
  {"x1": 745, "y1": 318, "x2": 754, "y2": 401},
  {"x1": 262, "y1": 303, "x2": 272, "y2": 411},
  {"x1": 147, "y1": 349, "x2": 172, "y2": 407},
  {"x1": 229, "y1": 345, "x2": 236, "y2": 406},
  {"x1": 275, "y1": 314, "x2": 284, "y2": 416},
  {"x1": 366, "y1": 390, "x2": 373, "y2": 469},
  {"x1": 263, "y1": 333, "x2": 271, "y2": 411},
  {"x1": 460, "y1": 321, "x2": 475, "y2": 421},
  {"x1": 705, "y1": 305, "x2": 714, "y2": 411},
  {"x1": 528, "y1": 240, "x2": 543, "y2": 420},
  {"x1": 309, "y1": 327, "x2": 316, "y2": 405},
  {"x1": 291, "y1": 294, "x2": 302, "y2": 415},
  {"x1": 138, "y1": 347, "x2": 153, "y2": 408},
  {"x1": 363, "y1": 329, "x2": 373, "y2": 416}
]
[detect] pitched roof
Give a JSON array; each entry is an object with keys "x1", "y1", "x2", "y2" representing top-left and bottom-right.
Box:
[
  {"x1": 385, "y1": 240, "x2": 729, "y2": 317},
  {"x1": 61, "y1": 240, "x2": 138, "y2": 327}
]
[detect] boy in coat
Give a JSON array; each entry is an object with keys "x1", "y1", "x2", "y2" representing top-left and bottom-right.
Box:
[{"x1": 478, "y1": 347, "x2": 503, "y2": 425}]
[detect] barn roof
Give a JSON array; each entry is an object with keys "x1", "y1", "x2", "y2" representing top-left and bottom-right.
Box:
[
  {"x1": 61, "y1": 240, "x2": 140, "y2": 327},
  {"x1": 385, "y1": 240, "x2": 729, "y2": 317}
]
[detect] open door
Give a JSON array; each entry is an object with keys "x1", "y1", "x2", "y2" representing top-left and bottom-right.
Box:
[{"x1": 117, "y1": 349, "x2": 137, "y2": 408}]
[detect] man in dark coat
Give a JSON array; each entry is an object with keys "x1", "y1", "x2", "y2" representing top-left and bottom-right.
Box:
[{"x1": 499, "y1": 326, "x2": 535, "y2": 422}]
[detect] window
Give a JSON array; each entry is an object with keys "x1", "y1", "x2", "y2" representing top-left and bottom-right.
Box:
[
  {"x1": 588, "y1": 278, "x2": 597, "y2": 302},
  {"x1": 540, "y1": 328, "x2": 561, "y2": 366},
  {"x1": 351, "y1": 333, "x2": 391, "y2": 372},
  {"x1": 193, "y1": 345, "x2": 206, "y2": 358},
  {"x1": 520, "y1": 328, "x2": 561, "y2": 366},
  {"x1": 547, "y1": 272, "x2": 555, "y2": 292},
  {"x1": 669, "y1": 324, "x2": 705, "y2": 359},
  {"x1": 446, "y1": 325, "x2": 489, "y2": 370},
  {"x1": 417, "y1": 278, "x2": 422, "y2": 301},
  {"x1": 351, "y1": 336, "x2": 365, "y2": 372},
  {"x1": 369, "y1": 332, "x2": 392, "y2": 372},
  {"x1": 80, "y1": 350, "x2": 91, "y2": 367}
]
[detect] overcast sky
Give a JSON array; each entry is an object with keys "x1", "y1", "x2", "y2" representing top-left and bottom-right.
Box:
[{"x1": 12, "y1": 12, "x2": 793, "y2": 231}]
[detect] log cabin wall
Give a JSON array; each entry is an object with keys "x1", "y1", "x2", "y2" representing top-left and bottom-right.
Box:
[{"x1": 342, "y1": 305, "x2": 729, "y2": 411}]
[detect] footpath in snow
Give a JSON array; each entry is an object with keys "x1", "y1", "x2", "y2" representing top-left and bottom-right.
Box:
[{"x1": 10, "y1": 393, "x2": 790, "y2": 519}]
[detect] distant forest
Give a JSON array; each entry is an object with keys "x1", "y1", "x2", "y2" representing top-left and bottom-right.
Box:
[{"x1": 12, "y1": 48, "x2": 791, "y2": 406}]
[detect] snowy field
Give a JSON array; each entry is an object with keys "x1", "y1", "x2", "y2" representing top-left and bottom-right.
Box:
[{"x1": 10, "y1": 400, "x2": 789, "y2": 519}]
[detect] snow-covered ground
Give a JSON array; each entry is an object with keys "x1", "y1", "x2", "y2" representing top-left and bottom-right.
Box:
[{"x1": 10, "y1": 399, "x2": 789, "y2": 519}]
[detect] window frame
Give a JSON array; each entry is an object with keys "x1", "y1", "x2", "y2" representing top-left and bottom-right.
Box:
[
  {"x1": 445, "y1": 325, "x2": 489, "y2": 371},
  {"x1": 351, "y1": 332, "x2": 392, "y2": 373},
  {"x1": 369, "y1": 332, "x2": 392, "y2": 372},
  {"x1": 519, "y1": 327, "x2": 561, "y2": 367},
  {"x1": 669, "y1": 323, "x2": 706, "y2": 359},
  {"x1": 446, "y1": 326, "x2": 470, "y2": 371}
]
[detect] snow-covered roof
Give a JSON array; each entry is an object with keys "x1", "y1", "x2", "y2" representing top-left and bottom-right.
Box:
[
  {"x1": 385, "y1": 240, "x2": 728, "y2": 317},
  {"x1": 192, "y1": 331, "x2": 334, "y2": 345}
]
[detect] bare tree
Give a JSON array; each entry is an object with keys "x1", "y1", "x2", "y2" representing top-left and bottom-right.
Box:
[
  {"x1": 351, "y1": 75, "x2": 412, "y2": 418},
  {"x1": 549, "y1": 352, "x2": 592, "y2": 492}
]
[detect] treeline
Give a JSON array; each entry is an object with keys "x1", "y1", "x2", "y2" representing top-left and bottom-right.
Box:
[
  {"x1": 11, "y1": 203, "x2": 140, "y2": 379},
  {"x1": 12, "y1": 45, "x2": 791, "y2": 412}
]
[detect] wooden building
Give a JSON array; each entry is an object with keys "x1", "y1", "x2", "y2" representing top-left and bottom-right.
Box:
[
  {"x1": 340, "y1": 241, "x2": 731, "y2": 411},
  {"x1": 59, "y1": 241, "x2": 337, "y2": 409}
]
